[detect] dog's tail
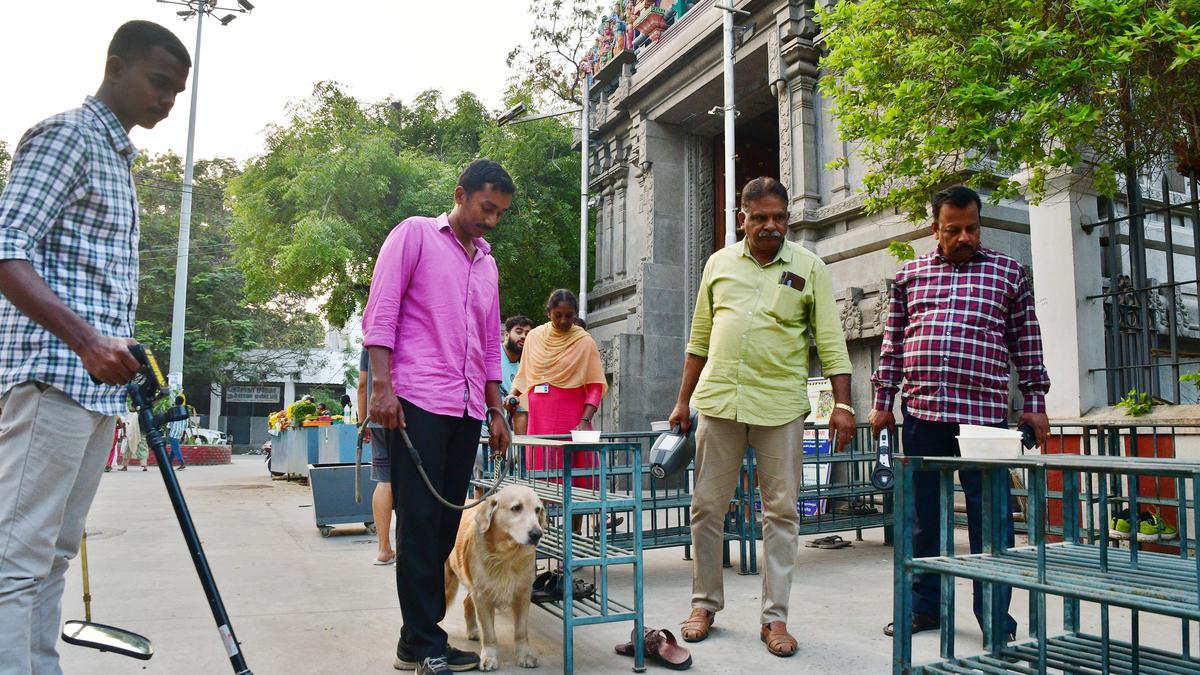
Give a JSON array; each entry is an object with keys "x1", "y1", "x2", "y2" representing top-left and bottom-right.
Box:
[{"x1": 443, "y1": 562, "x2": 460, "y2": 607}]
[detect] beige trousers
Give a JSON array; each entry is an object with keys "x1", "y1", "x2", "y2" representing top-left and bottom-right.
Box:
[
  {"x1": 689, "y1": 412, "x2": 804, "y2": 624},
  {"x1": 0, "y1": 382, "x2": 115, "y2": 675}
]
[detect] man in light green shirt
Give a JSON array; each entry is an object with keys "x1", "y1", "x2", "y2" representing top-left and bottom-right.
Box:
[{"x1": 669, "y1": 177, "x2": 856, "y2": 658}]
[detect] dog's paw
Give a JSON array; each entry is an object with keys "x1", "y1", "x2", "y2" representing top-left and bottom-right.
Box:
[
  {"x1": 479, "y1": 648, "x2": 500, "y2": 672},
  {"x1": 466, "y1": 630, "x2": 480, "y2": 641},
  {"x1": 516, "y1": 648, "x2": 539, "y2": 668}
]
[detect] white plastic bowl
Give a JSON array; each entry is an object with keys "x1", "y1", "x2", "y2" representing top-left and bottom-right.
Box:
[
  {"x1": 956, "y1": 424, "x2": 1025, "y2": 459},
  {"x1": 571, "y1": 429, "x2": 601, "y2": 443}
]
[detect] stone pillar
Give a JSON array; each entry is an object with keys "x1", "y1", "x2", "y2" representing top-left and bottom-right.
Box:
[
  {"x1": 283, "y1": 376, "x2": 296, "y2": 406},
  {"x1": 209, "y1": 383, "x2": 222, "y2": 431},
  {"x1": 1025, "y1": 172, "x2": 1106, "y2": 418},
  {"x1": 614, "y1": 178, "x2": 627, "y2": 277}
]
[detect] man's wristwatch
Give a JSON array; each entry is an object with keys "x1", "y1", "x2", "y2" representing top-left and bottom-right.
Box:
[
  {"x1": 505, "y1": 395, "x2": 519, "y2": 407},
  {"x1": 834, "y1": 403, "x2": 856, "y2": 415}
]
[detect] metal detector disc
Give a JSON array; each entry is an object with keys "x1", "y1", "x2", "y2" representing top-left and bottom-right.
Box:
[{"x1": 62, "y1": 620, "x2": 153, "y2": 660}]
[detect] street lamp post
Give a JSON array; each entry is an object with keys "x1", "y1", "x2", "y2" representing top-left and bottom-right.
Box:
[
  {"x1": 715, "y1": 3, "x2": 752, "y2": 247},
  {"x1": 157, "y1": 0, "x2": 253, "y2": 391}
]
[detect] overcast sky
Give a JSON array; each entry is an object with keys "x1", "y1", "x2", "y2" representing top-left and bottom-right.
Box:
[{"x1": 1, "y1": 1, "x2": 536, "y2": 162}]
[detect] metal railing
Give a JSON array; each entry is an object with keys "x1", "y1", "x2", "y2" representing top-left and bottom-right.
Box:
[
  {"x1": 893, "y1": 450, "x2": 1200, "y2": 673},
  {"x1": 1083, "y1": 172, "x2": 1200, "y2": 404}
]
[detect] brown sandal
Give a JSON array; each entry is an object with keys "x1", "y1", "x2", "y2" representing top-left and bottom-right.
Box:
[
  {"x1": 760, "y1": 621, "x2": 797, "y2": 657},
  {"x1": 680, "y1": 608, "x2": 714, "y2": 643}
]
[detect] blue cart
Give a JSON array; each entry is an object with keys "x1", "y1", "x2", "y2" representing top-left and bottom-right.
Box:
[{"x1": 308, "y1": 462, "x2": 377, "y2": 537}]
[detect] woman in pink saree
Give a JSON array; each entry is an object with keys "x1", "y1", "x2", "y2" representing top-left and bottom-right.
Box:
[{"x1": 510, "y1": 289, "x2": 607, "y2": 489}]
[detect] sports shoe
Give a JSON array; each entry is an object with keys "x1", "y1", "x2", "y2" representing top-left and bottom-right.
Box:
[
  {"x1": 415, "y1": 656, "x2": 451, "y2": 675},
  {"x1": 1109, "y1": 508, "x2": 1161, "y2": 542},
  {"x1": 395, "y1": 644, "x2": 479, "y2": 672},
  {"x1": 1145, "y1": 509, "x2": 1179, "y2": 541}
]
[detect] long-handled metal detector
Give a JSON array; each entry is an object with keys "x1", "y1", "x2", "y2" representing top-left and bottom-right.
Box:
[
  {"x1": 63, "y1": 345, "x2": 251, "y2": 674},
  {"x1": 61, "y1": 529, "x2": 154, "y2": 660}
]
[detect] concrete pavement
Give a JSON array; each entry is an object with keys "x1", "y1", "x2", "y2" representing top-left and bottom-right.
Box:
[{"x1": 59, "y1": 457, "x2": 1178, "y2": 674}]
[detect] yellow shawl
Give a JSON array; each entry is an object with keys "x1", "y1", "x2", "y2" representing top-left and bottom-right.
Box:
[{"x1": 511, "y1": 323, "x2": 608, "y2": 398}]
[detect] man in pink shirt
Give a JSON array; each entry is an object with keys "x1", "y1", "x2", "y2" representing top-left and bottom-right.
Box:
[{"x1": 362, "y1": 159, "x2": 514, "y2": 675}]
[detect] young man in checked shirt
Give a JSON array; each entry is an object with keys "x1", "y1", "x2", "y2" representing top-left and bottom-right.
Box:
[
  {"x1": 0, "y1": 21, "x2": 189, "y2": 675},
  {"x1": 871, "y1": 186, "x2": 1052, "y2": 641}
]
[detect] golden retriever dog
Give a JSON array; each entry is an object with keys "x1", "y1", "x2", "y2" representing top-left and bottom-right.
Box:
[{"x1": 446, "y1": 485, "x2": 546, "y2": 670}]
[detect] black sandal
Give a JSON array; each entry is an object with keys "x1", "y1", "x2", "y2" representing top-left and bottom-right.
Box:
[
  {"x1": 530, "y1": 570, "x2": 595, "y2": 603},
  {"x1": 531, "y1": 570, "x2": 557, "y2": 603}
]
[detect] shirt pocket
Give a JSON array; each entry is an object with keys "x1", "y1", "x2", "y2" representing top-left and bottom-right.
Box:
[{"x1": 765, "y1": 283, "x2": 808, "y2": 324}]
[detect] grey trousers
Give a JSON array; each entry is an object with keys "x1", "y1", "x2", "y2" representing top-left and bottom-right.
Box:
[
  {"x1": 689, "y1": 413, "x2": 805, "y2": 624},
  {"x1": 0, "y1": 382, "x2": 115, "y2": 675}
]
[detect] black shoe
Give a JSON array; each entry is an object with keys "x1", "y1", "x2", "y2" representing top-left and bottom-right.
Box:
[
  {"x1": 884, "y1": 614, "x2": 939, "y2": 637},
  {"x1": 415, "y1": 657, "x2": 451, "y2": 675},
  {"x1": 395, "y1": 644, "x2": 479, "y2": 672}
]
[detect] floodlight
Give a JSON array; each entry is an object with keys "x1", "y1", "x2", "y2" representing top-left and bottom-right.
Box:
[
  {"x1": 238, "y1": 0, "x2": 255, "y2": 9},
  {"x1": 219, "y1": 13, "x2": 237, "y2": 25},
  {"x1": 497, "y1": 102, "x2": 528, "y2": 126}
]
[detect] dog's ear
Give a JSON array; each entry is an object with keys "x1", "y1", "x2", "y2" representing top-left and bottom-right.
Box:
[
  {"x1": 536, "y1": 500, "x2": 548, "y2": 529},
  {"x1": 476, "y1": 496, "x2": 499, "y2": 533}
]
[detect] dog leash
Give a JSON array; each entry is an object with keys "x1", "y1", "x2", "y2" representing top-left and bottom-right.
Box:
[{"x1": 355, "y1": 407, "x2": 513, "y2": 511}]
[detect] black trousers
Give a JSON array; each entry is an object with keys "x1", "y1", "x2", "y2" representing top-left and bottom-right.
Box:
[
  {"x1": 389, "y1": 398, "x2": 482, "y2": 660},
  {"x1": 903, "y1": 406, "x2": 1017, "y2": 635}
]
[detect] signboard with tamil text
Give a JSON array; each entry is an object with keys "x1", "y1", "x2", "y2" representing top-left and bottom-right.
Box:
[{"x1": 225, "y1": 385, "x2": 281, "y2": 404}]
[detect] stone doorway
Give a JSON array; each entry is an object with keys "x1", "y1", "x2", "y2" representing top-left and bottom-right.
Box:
[{"x1": 711, "y1": 107, "x2": 781, "y2": 250}]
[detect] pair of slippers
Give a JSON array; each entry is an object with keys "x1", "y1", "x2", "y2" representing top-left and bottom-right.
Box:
[
  {"x1": 805, "y1": 535, "x2": 852, "y2": 550},
  {"x1": 531, "y1": 569, "x2": 595, "y2": 603},
  {"x1": 615, "y1": 627, "x2": 692, "y2": 670}
]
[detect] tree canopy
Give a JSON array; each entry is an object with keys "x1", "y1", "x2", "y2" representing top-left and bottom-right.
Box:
[
  {"x1": 506, "y1": 0, "x2": 601, "y2": 106},
  {"x1": 134, "y1": 152, "x2": 322, "y2": 392},
  {"x1": 817, "y1": 0, "x2": 1200, "y2": 221},
  {"x1": 227, "y1": 81, "x2": 584, "y2": 325}
]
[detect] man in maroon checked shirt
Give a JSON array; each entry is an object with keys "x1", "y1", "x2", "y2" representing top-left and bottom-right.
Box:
[{"x1": 871, "y1": 185, "x2": 1051, "y2": 641}]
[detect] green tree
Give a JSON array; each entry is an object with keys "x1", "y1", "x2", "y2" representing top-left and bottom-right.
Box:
[
  {"x1": 0, "y1": 140, "x2": 10, "y2": 193},
  {"x1": 479, "y1": 111, "x2": 584, "y2": 319},
  {"x1": 228, "y1": 81, "x2": 584, "y2": 324},
  {"x1": 507, "y1": 0, "x2": 602, "y2": 106},
  {"x1": 229, "y1": 82, "x2": 456, "y2": 328},
  {"x1": 817, "y1": 0, "x2": 1200, "y2": 221},
  {"x1": 134, "y1": 152, "x2": 321, "y2": 392}
]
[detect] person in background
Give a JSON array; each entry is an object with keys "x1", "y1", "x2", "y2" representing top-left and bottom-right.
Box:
[
  {"x1": 121, "y1": 412, "x2": 148, "y2": 471},
  {"x1": 357, "y1": 346, "x2": 394, "y2": 566},
  {"x1": 165, "y1": 396, "x2": 188, "y2": 471},
  {"x1": 510, "y1": 289, "x2": 607, "y2": 499},
  {"x1": 499, "y1": 315, "x2": 533, "y2": 436},
  {"x1": 104, "y1": 417, "x2": 126, "y2": 472},
  {"x1": 482, "y1": 315, "x2": 534, "y2": 499},
  {"x1": 316, "y1": 402, "x2": 331, "y2": 416},
  {"x1": 0, "y1": 21, "x2": 190, "y2": 672},
  {"x1": 341, "y1": 393, "x2": 354, "y2": 423}
]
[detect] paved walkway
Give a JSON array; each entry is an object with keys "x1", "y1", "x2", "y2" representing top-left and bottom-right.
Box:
[{"x1": 59, "y1": 458, "x2": 1178, "y2": 674}]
